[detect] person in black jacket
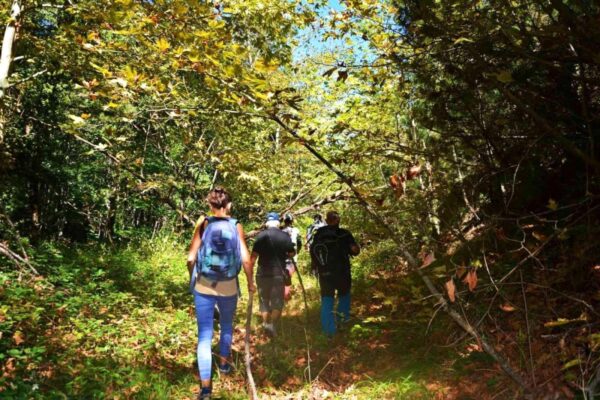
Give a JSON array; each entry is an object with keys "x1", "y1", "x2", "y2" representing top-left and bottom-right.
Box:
[
  {"x1": 310, "y1": 211, "x2": 360, "y2": 336},
  {"x1": 250, "y1": 212, "x2": 295, "y2": 336}
]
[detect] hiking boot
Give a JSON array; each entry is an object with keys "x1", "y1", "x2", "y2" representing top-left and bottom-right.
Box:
[
  {"x1": 264, "y1": 323, "x2": 277, "y2": 337},
  {"x1": 218, "y1": 362, "x2": 232, "y2": 375},
  {"x1": 198, "y1": 386, "x2": 212, "y2": 399}
]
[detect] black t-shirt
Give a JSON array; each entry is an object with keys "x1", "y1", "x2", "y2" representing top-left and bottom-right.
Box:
[
  {"x1": 252, "y1": 227, "x2": 295, "y2": 276},
  {"x1": 311, "y1": 225, "x2": 357, "y2": 274}
]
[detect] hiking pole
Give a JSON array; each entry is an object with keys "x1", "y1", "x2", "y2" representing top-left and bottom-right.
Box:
[
  {"x1": 244, "y1": 293, "x2": 258, "y2": 400},
  {"x1": 292, "y1": 260, "x2": 312, "y2": 382},
  {"x1": 292, "y1": 260, "x2": 309, "y2": 323}
]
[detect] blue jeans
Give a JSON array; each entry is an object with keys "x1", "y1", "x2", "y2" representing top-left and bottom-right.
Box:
[
  {"x1": 319, "y1": 274, "x2": 351, "y2": 336},
  {"x1": 193, "y1": 291, "x2": 238, "y2": 381}
]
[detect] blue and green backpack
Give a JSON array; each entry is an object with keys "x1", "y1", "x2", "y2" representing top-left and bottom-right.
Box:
[{"x1": 191, "y1": 217, "x2": 242, "y2": 290}]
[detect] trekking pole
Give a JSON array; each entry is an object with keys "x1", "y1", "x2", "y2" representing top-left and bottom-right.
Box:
[
  {"x1": 292, "y1": 260, "x2": 312, "y2": 382},
  {"x1": 244, "y1": 293, "x2": 259, "y2": 400},
  {"x1": 292, "y1": 260, "x2": 309, "y2": 323}
]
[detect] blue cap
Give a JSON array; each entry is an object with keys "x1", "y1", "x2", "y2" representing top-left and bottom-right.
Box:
[{"x1": 266, "y1": 212, "x2": 280, "y2": 221}]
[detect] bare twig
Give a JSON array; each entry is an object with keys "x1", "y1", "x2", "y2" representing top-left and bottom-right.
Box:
[{"x1": 520, "y1": 269, "x2": 536, "y2": 387}]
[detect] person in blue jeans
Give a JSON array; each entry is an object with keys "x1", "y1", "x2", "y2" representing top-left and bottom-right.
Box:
[
  {"x1": 186, "y1": 187, "x2": 255, "y2": 400},
  {"x1": 310, "y1": 211, "x2": 360, "y2": 336}
]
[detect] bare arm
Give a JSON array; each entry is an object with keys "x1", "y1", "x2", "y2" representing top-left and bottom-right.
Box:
[
  {"x1": 186, "y1": 227, "x2": 202, "y2": 277},
  {"x1": 238, "y1": 224, "x2": 256, "y2": 293}
]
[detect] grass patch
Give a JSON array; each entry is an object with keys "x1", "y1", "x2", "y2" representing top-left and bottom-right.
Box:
[{"x1": 1, "y1": 234, "x2": 502, "y2": 399}]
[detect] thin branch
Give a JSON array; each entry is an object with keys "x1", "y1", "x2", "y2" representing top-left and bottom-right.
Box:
[
  {"x1": 8, "y1": 68, "x2": 47, "y2": 87},
  {"x1": 270, "y1": 112, "x2": 531, "y2": 392}
]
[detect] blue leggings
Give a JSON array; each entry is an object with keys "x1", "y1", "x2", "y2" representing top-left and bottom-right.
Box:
[{"x1": 193, "y1": 292, "x2": 238, "y2": 381}]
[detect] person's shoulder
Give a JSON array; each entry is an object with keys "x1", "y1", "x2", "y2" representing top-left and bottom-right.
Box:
[
  {"x1": 275, "y1": 228, "x2": 291, "y2": 238},
  {"x1": 255, "y1": 229, "x2": 268, "y2": 240}
]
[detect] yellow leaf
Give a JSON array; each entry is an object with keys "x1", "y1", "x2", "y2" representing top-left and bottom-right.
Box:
[
  {"x1": 561, "y1": 358, "x2": 582, "y2": 370},
  {"x1": 68, "y1": 114, "x2": 86, "y2": 125},
  {"x1": 495, "y1": 70, "x2": 513, "y2": 83},
  {"x1": 188, "y1": 52, "x2": 201, "y2": 63},
  {"x1": 547, "y1": 198, "x2": 558, "y2": 210},
  {"x1": 13, "y1": 331, "x2": 25, "y2": 345},
  {"x1": 156, "y1": 38, "x2": 170, "y2": 52},
  {"x1": 90, "y1": 62, "x2": 112, "y2": 78},
  {"x1": 122, "y1": 65, "x2": 139, "y2": 83},
  {"x1": 544, "y1": 318, "x2": 585, "y2": 327},
  {"x1": 453, "y1": 37, "x2": 474, "y2": 45}
]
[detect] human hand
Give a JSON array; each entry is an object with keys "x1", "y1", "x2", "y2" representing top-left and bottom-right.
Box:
[
  {"x1": 247, "y1": 281, "x2": 257, "y2": 294},
  {"x1": 186, "y1": 257, "x2": 195, "y2": 269}
]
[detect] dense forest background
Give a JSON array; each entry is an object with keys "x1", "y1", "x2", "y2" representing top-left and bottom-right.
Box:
[{"x1": 1, "y1": 0, "x2": 599, "y2": 398}]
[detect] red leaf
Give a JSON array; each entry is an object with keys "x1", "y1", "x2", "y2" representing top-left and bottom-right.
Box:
[
  {"x1": 389, "y1": 174, "x2": 405, "y2": 198},
  {"x1": 389, "y1": 174, "x2": 403, "y2": 188},
  {"x1": 462, "y1": 270, "x2": 478, "y2": 291}
]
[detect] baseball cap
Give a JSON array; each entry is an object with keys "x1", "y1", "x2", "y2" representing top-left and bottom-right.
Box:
[{"x1": 266, "y1": 212, "x2": 280, "y2": 221}]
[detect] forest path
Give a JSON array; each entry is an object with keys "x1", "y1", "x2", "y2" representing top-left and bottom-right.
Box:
[
  {"x1": 0, "y1": 241, "x2": 506, "y2": 399},
  {"x1": 202, "y1": 269, "x2": 502, "y2": 400}
]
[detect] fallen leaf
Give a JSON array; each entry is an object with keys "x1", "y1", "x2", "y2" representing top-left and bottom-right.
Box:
[
  {"x1": 421, "y1": 252, "x2": 435, "y2": 267},
  {"x1": 13, "y1": 331, "x2": 24, "y2": 345},
  {"x1": 561, "y1": 358, "x2": 582, "y2": 370},
  {"x1": 406, "y1": 164, "x2": 422, "y2": 180},
  {"x1": 389, "y1": 174, "x2": 403, "y2": 188},
  {"x1": 500, "y1": 303, "x2": 516, "y2": 312},
  {"x1": 445, "y1": 279, "x2": 456, "y2": 302},
  {"x1": 532, "y1": 231, "x2": 548, "y2": 241},
  {"x1": 389, "y1": 174, "x2": 404, "y2": 198},
  {"x1": 547, "y1": 198, "x2": 558, "y2": 210},
  {"x1": 462, "y1": 270, "x2": 478, "y2": 291}
]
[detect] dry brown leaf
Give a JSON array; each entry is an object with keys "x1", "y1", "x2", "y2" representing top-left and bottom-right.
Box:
[
  {"x1": 389, "y1": 174, "x2": 405, "y2": 198},
  {"x1": 406, "y1": 164, "x2": 422, "y2": 180},
  {"x1": 532, "y1": 231, "x2": 548, "y2": 241},
  {"x1": 500, "y1": 303, "x2": 516, "y2": 312},
  {"x1": 421, "y1": 252, "x2": 435, "y2": 267},
  {"x1": 12, "y1": 331, "x2": 24, "y2": 346},
  {"x1": 445, "y1": 279, "x2": 456, "y2": 302},
  {"x1": 462, "y1": 270, "x2": 478, "y2": 291}
]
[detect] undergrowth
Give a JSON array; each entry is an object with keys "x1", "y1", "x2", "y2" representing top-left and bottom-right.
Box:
[{"x1": 1, "y1": 233, "x2": 504, "y2": 399}]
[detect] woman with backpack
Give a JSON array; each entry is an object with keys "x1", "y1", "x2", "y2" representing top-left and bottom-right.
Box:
[{"x1": 186, "y1": 187, "x2": 255, "y2": 400}]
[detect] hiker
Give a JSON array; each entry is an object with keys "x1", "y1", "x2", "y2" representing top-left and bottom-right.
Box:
[
  {"x1": 306, "y1": 213, "x2": 325, "y2": 275},
  {"x1": 281, "y1": 212, "x2": 301, "y2": 300},
  {"x1": 186, "y1": 187, "x2": 255, "y2": 400},
  {"x1": 250, "y1": 212, "x2": 295, "y2": 337},
  {"x1": 310, "y1": 211, "x2": 360, "y2": 336},
  {"x1": 305, "y1": 213, "x2": 325, "y2": 249}
]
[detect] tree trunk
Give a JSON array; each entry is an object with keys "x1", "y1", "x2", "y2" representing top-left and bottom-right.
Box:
[{"x1": 0, "y1": 0, "x2": 21, "y2": 99}]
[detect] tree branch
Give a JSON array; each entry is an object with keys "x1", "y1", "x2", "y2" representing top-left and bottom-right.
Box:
[{"x1": 270, "y1": 112, "x2": 531, "y2": 392}]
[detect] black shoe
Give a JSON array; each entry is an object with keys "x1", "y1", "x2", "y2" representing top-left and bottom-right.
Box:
[{"x1": 198, "y1": 386, "x2": 212, "y2": 399}]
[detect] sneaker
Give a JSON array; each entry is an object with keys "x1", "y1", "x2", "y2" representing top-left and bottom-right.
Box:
[
  {"x1": 263, "y1": 323, "x2": 277, "y2": 337},
  {"x1": 198, "y1": 386, "x2": 212, "y2": 400},
  {"x1": 218, "y1": 362, "x2": 232, "y2": 375}
]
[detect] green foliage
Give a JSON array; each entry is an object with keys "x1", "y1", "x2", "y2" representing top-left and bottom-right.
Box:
[{"x1": 0, "y1": 236, "x2": 197, "y2": 398}]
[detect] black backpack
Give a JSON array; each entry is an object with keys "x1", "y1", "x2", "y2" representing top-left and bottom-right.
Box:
[{"x1": 310, "y1": 227, "x2": 346, "y2": 276}]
